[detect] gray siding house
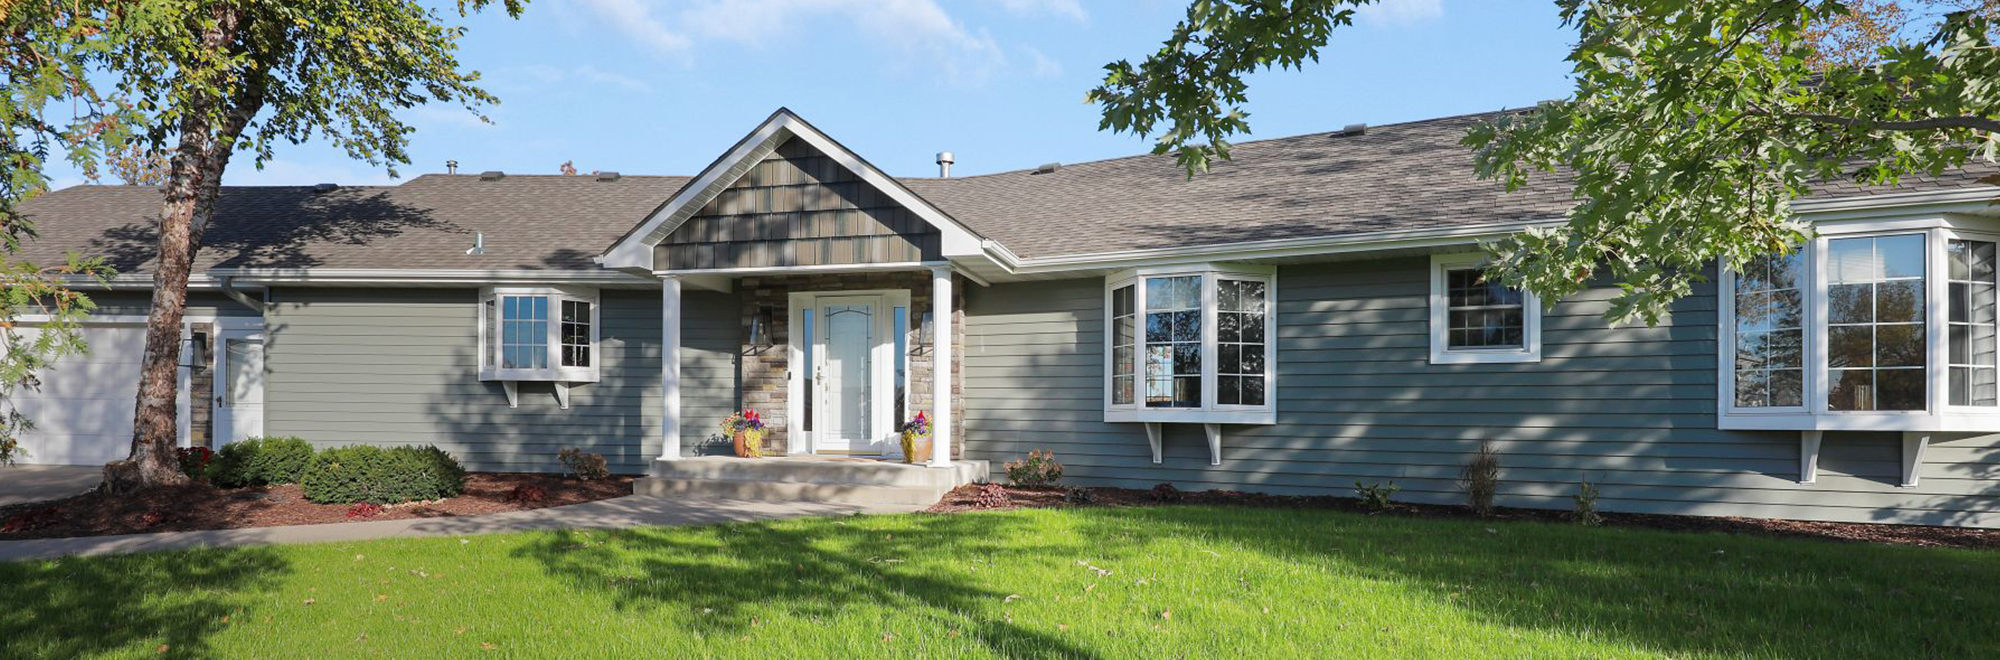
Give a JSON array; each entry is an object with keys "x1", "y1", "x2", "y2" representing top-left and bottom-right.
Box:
[{"x1": 14, "y1": 108, "x2": 2000, "y2": 526}]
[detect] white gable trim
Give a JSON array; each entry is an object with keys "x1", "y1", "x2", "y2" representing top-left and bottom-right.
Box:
[{"x1": 600, "y1": 109, "x2": 988, "y2": 271}]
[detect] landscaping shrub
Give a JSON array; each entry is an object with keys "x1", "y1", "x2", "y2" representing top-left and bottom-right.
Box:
[
  {"x1": 301, "y1": 445, "x2": 467, "y2": 504},
  {"x1": 1003, "y1": 449, "x2": 1063, "y2": 487},
  {"x1": 1063, "y1": 486, "x2": 1093, "y2": 505},
  {"x1": 507, "y1": 483, "x2": 549, "y2": 504},
  {"x1": 557, "y1": 448, "x2": 610, "y2": 481},
  {"x1": 1460, "y1": 442, "x2": 1501, "y2": 517},
  {"x1": 1149, "y1": 482, "x2": 1184, "y2": 503},
  {"x1": 1571, "y1": 479, "x2": 1604, "y2": 526},
  {"x1": 972, "y1": 483, "x2": 1012, "y2": 508},
  {"x1": 1354, "y1": 481, "x2": 1400, "y2": 512},
  {"x1": 177, "y1": 446, "x2": 215, "y2": 481},
  {"x1": 210, "y1": 436, "x2": 314, "y2": 487}
]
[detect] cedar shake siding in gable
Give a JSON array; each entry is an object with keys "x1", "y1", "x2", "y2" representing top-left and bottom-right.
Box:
[
  {"x1": 959, "y1": 257, "x2": 2000, "y2": 527},
  {"x1": 261, "y1": 287, "x2": 741, "y2": 473},
  {"x1": 654, "y1": 138, "x2": 941, "y2": 271}
]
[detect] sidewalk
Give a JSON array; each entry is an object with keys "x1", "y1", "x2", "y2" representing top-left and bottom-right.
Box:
[{"x1": 0, "y1": 495, "x2": 924, "y2": 562}]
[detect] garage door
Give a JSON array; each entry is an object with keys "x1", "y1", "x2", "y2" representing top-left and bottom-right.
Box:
[{"x1": 6, "y1": 324, "x2": 148, "y2": 465}]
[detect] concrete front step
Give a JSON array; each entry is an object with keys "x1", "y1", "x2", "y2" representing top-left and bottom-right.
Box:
[{"x1": 634, "y1": 456, "x2": 990, "y2": 505}]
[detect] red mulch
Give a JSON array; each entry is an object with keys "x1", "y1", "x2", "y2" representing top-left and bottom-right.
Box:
[
  {"x1": 0, "y1": 473, "x2": 634, "y2": 541},
  {"x1": 928, "y1": 484, "x2": 2000, "y2": 551}
]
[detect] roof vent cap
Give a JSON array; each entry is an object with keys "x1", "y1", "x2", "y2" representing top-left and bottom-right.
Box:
[
  {"x1": 1031, "y1": 162, "x2": 1062, "y2": 175},
  {"x1": 594, "y1": 171, "x2": 621, "y2": 182},
  {"x1": 311, "y1": 183, "x2": 339, "y2": 193},
  {"x1": 478, "y1": 170, "x2": 505, "y2": 181},
  {"x1": 936, "y1": 151, "x2": 955, "y2": 178},
  {"x1": 1334, "y1": 123, "x2": 1367, "y2": 137},
  {"x1": 465, "y1": 232, "x2": 486, "y2": 256}
]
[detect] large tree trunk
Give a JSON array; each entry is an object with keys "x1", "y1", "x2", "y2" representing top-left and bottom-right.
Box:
[{"x1": 102, "y1": 7, "x2": 266, "y2": 494}]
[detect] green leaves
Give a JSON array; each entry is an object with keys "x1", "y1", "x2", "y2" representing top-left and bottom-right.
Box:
[
  {"x1": 1087, "y1": 1, "x2": 1372, "y2": 177},
  {"x1": 1473, "y1": 1, "x2": 2000, "y2": 323},
  {"x1": 1107, "y1": 0, "x2": 2000, "y2": 323}
]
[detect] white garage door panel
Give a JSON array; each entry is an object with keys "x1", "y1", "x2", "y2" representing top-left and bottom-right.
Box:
[{"x1": 6, "y1": 325, "x2": 147, "y2": 466}]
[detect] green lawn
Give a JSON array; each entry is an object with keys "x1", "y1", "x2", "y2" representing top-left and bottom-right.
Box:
[{"x1": 3, "y1": 506, "x2": 1996, "y2": 660}]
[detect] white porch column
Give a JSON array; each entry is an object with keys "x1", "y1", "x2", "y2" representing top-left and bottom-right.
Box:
[
  {"x1": 660, "y1": 275, "x2": 683, "y2": 460},
  {"x1": 930, "y1": 265, "x2": 954, "y2": 467}
]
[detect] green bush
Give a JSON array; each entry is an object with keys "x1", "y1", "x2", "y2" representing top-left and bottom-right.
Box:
[
  {"x1": 300, "y1": 445, "x2": 467, "y2": 504},
  {"x1": 210, "y1": 436, "x2": 315, "y2": 487}
]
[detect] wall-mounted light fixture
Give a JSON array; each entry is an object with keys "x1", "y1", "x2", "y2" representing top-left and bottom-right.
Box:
[
  {"x1": 749, "y1": 305, "x2": 775, "y2": 349},
  {"x1": 918, "y1": 312, "x2": 934, "y2": 348}
]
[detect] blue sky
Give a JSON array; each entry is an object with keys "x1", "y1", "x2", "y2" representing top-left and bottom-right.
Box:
[{"x1": 53, "y1": 0, "x2": 1579, "y2": 187}]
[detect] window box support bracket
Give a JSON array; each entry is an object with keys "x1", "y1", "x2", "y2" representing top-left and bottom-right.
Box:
[
  {"x1": 1204, "y1": 423, "x2": 1223, "y2": 466},
  {"x1": 1799, "y1": 430, "x2": 1822, "y2": 484},
  {"x1": 1901, "y1": 432, "x2": 1930, "y2": 488},
  {"x1": 501, "y1": 381, "x2": 519, "y2": 409},
  {"x1": 553, "y1": 382, "x2": 571, "y2": 410},
  {"x1": 1144, "y1": 422, "x2": 1163, "y2": 464}
]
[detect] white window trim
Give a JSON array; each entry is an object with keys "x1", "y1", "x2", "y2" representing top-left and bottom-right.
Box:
[
  {"x1": 1429, "y1": 252, "x2": 1543, "y2": 365},
  {"x1": 1102, "y1": 263, "x2": 1277, "y2": 425},
  {"x1": 477, "y1": 285, "x2": 601, "y2": 384},
  {"x1": 1718, "y1": 218, "x2": 2000, "y2": 432}
]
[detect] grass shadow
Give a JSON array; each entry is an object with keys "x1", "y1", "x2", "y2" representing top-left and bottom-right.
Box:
[
  {"x1": 512, "y1": 512, "x2": 1106, "y2": 660},
  {"x1": 0, "y1": 547, "x2": 290, "y2": 660}
]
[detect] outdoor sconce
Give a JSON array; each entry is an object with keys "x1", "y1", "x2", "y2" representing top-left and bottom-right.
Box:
[
  {"x1": 749, "y1": 305, "x2": 775, "y2": 349},
  {"x1": 918, "y1": 312, "x2": 934, "y2": 348}
]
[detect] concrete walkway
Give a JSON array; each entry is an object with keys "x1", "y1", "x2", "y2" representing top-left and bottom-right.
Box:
[
  {"x1": 0, "y1": 495, "x2": 924, "y2": 562},
  {"x1": 0, "y1": 465, "x2": 101, "y2": 506}
]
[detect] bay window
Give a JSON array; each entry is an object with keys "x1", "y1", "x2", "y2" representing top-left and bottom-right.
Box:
[
  {"x1": 479, "y1": 286, "x2": 601, "y2": 384},
  {"x1": 1105, "y1": 264, "x2": 1276, "y2": 424},
  {"x1": 1721, "y1": 225, "x2": 2000, "y2": 431}
]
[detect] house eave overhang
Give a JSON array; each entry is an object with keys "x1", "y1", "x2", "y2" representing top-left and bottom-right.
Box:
[
  {"x1": 598, "y1": 108, "x2": 995, "y2": 273},
  {"x1": 965, "y1": 187, "x2": 2000, "y2": 280}
]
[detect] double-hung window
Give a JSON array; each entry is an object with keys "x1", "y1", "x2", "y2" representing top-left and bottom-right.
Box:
[
  {"x1": 479, "y1": 286, "x2": 600, "y2": 383},
  {"x1": 1721, "y1": 226, "x2": 2000, "y2": 431},
  {"x1": 1105, "y1": 264, "x2": 1276, "y2": 424},
  {"x1": 1429, "y1": 253, "x2": 1543, "y2": 364}
]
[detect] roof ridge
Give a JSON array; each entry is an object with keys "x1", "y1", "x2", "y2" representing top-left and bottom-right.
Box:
[{"x1": 925, "y1": 106, "x2": 1524, "y2": 182}]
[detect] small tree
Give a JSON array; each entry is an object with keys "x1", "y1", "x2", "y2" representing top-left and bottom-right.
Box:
[{"x1": 1460, "y1": 442, "x2": 1502, "y2": 517}]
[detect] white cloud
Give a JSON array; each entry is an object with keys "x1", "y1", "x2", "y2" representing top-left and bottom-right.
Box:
[
  {"x1": 1355, "y1": 0, "x2": 1443, "y2": 26},
  {"x1": 566, "y1": 0, "x2": 1015, "y2": 85},
  {"x1": 1022, "y1": 46, "x2": 1062, "y2": 78},
  {"x1": 505, "y1": 64, "x2": 654, "y2": 93},
  {"x1": 987, "y1": 0, "x2": 1086, "y2": 22}
]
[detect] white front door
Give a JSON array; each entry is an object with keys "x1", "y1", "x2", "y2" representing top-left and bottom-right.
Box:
[
  {"x1": 213, "y1": 330, "x2": 266, "y2": 444},
  {"x1": 814, "y1": 296, "x2": 881, "y2": 454}
]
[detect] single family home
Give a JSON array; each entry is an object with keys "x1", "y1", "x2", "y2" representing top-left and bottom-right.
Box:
[{"x1": 13, "y1": 108, "x2": 2000, "y2": 526}]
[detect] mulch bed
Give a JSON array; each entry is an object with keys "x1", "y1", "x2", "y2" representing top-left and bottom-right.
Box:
[
  {"x1": 929, "y1": 483, "x2": 2000, "y2": 551},
  {"x1": 0, "y1": 473, "x2": 634, "y2": 541}
]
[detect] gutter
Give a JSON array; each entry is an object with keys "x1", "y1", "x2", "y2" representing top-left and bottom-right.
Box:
[{"x1": 217, "y1": 276, "x2": 264, "y2": 314}]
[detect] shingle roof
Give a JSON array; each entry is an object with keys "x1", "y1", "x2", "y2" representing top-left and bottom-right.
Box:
[
  {"x1": 16, "y1": 174, "x2": 689, "y2": 272},
  {"x1": 16, "y1": 111, "x2": 1998, "y2": 271}
]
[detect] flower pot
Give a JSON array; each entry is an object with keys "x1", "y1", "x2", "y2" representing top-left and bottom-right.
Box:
[
  {"x1": 732, "y1": 431, "x2": 763, "y2": 458},
  {"x1": 901, "y1": 432, "x2": 931, "y2": 464}
]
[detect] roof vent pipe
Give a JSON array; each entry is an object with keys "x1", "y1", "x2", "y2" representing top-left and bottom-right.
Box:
[
  {"x1": 446, "y1": 160, "x2": 459, "y2": 175},
  {"x1": 936, "y1": 151, "x2": 955, "y2": 178},
  {"x1": 466, "y1": 232, "x2": 486, "y2": 256}
]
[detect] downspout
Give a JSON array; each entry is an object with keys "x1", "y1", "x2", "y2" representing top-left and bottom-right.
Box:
[{"x1": 217, "y1": 276, "x2": 264, "y2": 314}]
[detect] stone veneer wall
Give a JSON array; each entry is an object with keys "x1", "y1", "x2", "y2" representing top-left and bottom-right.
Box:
[
  {"x1": 738, "y1": 271, "x2": 964, "y2": 456},
  {"x1": 189, "y1": 323, "x2": 214, "y2": 448}
]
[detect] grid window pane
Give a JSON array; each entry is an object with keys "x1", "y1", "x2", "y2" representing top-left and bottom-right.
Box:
[
  {"x1": 1825, "y1": 235, "x2": 1926, "y2": 411},
  {"x1": 1733, "y1": 251, "x2": 1805, "y2": 408},
  {"x1": 1110, "y1": 285, "x2": 1136, "y2": 405},
  {"x1": 1445, "y1": 267, "x2": 1525, "y2": 350},
  {"x1": 560, "y1": 300, "x2": 592, "y2": 368},
  {"x1": 1949, "y1": 239, "x2": 1998, "y2": 406},
  {"x1": 1217, "y1": 279, "x2": 1268, "y2": 407},
  {"x1": 1144, "y1": 276, "x2": 1203, "y2": 408},
  {"x1": 498, "y1": 295, "x2": 551, "y2": 370}
]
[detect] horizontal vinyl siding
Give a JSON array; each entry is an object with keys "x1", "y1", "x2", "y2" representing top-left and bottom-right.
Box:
[
  {"x1": 962, "y1": 259, "x2": 2000, "y2": 528},
  {"x1": 264, "y1": 287, "x2": 738, "y2": 473},
  {"x1": 85, "y1": 291, "x2": 259, "y2": 318}
]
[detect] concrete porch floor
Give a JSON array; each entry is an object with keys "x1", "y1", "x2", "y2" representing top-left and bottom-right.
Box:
[{"x1": 635, "y1": 456, "x2": 990, "y2": 506}]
